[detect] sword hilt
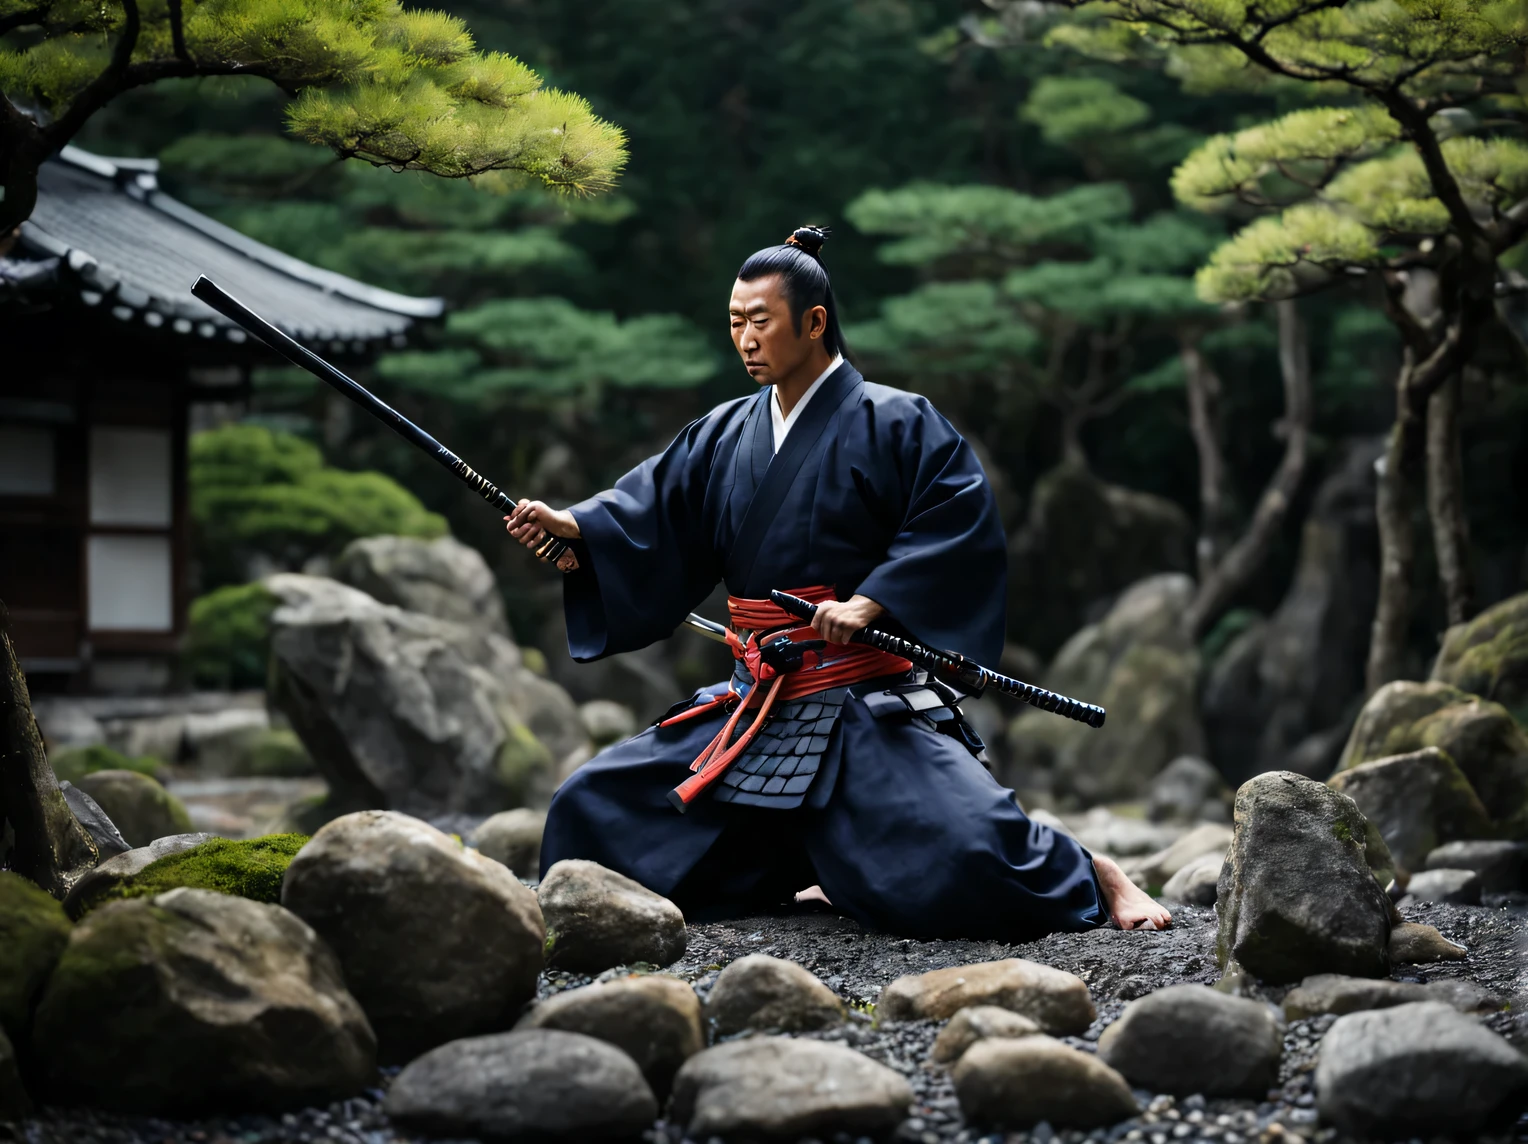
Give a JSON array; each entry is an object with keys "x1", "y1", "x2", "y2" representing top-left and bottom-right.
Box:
[{"x1": 769, "y1": 590, "x2": 1105, "y2": 728}]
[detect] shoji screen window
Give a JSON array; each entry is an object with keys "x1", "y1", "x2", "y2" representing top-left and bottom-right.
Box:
[{"x1": 87, "y1": 427, "x2": 174, "y2": 633}]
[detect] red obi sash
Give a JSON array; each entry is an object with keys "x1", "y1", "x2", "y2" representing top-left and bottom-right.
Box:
[{"x1": 664, "y1": 585, "x2": 912, "y2": 810}]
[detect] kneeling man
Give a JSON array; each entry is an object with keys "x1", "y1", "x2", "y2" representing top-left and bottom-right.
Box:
[{"x1": 506, "y1": 226, "x2": 1169, "y2": 940}]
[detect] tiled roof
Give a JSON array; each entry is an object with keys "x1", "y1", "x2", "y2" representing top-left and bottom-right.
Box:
[{"x1": 8, "y1": 147, "x2": 443, "y2": 350}]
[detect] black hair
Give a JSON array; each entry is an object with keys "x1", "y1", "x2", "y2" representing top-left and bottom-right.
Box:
[{"x1": 736, "y1": 225, "x2": 847, "y2": 358}]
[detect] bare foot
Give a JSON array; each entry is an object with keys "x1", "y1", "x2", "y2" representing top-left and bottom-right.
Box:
[
  {"x1": 1093, "y1": 855, "x2": 1173, "y2": 931},
  {"x1": 794, "y1": 884, "x2": 832, "y2": 906}
]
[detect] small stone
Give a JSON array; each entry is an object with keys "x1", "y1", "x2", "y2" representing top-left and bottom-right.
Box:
[
  {"x1": 1097, "y1": 985, "x2": 1282, "y2": 1098},
  {"x1": 516, "y1": 975, "x2": 701, "y2": 1099},
  {"x1": 0, "y1": 1025, "x2": 29, "y2": 1120},
  {"x1": 1160, "y1": 851, "x2": 1222, "y2": 905},
  {"x1": 931, "y1": 1006, "x2": 1042, "y2": 1064},
  {"x1": 0, "y1": 871, "x2": 73, "y2": 1041},
  {"x1": 32, "y1": 888, "x2": 375, "y2": 1114},
  {"x1": 669, "y1": 1036, "x2": 911, "y2": 1139},
  {"x1": 1423, "y1": 840, "x2": 1524, "y2": 893},
  {"x1": 1387, "y1": 922, "x2": 1466, "y2": 963},
  {"x1": 954, "y1": 1035, "x2": 1139, "y2": 1129},
  {"x1": 469, "y1": 808, "x2": 546, "y2": 877},
  {"x1": 1403, "y1": 868, "x2": 1482, "y2": 905},
  {"x1": 385, "y1": 1029, "x2": 657, "y2": 1140},
  {"x1": 578, "y1": 700, "x2": 637, "y2": 747},
  {"x1": 704, "y1": 955, "x2": 845, "y2": 1037},
  {"x1": 1147, "y1": 756, "x2": 1232, "y2": 824},
  {"x1": 878, "y1": 959, "x2": 1095, "y2": 1035},
  {"x1": 1315, "y1": 1001, "x2": 1528, "y2": 1137},
  {"x1": 1282, "y1": 975, "x2": 1430, "y2": 1019},
  {"x1": 75, "y1": 769, "x2": 194, "y2": 848},
  {"x1": 282, "y1": 810, "x2": 545, "y2": 1062},
  {"x1": 1127, "y1": 824, "x2": 1234, "y2": 889},
  {"x1": 538, "y1": 859, "x2": 686, "y2": 973}
]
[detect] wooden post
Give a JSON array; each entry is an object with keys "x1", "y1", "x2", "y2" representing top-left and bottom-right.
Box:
[{"x1": 0, "y1": 599, "x2": 97, "y2": 897}]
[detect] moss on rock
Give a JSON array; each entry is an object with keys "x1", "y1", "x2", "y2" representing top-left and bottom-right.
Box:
[
  {"x1": 0, "y1": 872, "x2": 72, "y2": 1041},
  {"x1": 1431, "y1": 591, "x2": 1528, "y2": 724},
  {"x1": 82, "y1": 835, "x2": 309, "y2": 915},
  {"x1": 50, "y1": 744, "x2": 166, "y2": 786},
  {"x1": 496, "y1": 714, "x2": 554, "y2": 807}
]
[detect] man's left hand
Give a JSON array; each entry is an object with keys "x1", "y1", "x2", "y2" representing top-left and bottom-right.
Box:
[{"x1": 812, "y1": 594, "x2": 885, "y2": 644}]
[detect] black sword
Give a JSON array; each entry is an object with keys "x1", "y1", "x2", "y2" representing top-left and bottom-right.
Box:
[
  {"x1": 190, "y1": 276, "x2": 570, "y2": 567},
  {"x1": 771, "y1": 590, "x2": 1106, "y2": 728}
]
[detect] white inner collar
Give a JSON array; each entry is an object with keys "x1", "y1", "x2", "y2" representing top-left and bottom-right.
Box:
[{"x1": 771, "y1": 354, "x2": 844, "y2": 454}]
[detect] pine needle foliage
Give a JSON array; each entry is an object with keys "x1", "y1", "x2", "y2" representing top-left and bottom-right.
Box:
[{"x1": 0, "y1": 0, "x2": 627, "y2": 231}]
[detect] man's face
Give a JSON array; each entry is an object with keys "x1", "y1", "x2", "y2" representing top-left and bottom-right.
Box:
[{"x1": 729, "y1": 274, "x2": 825, "y2": 387}]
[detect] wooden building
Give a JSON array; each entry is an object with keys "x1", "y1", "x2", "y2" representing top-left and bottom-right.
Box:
[{"x1": 0, "y1": 146, "x2": 442, "y2": 692}]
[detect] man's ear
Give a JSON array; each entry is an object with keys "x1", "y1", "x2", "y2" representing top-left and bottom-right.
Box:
[{"x1": 806, "y1": 304, "x2": 828, "y2": 340}]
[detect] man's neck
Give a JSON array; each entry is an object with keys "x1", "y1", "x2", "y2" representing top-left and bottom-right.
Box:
[{"x1": 773, "y1": 349, "x2": 838, "y2": 419}]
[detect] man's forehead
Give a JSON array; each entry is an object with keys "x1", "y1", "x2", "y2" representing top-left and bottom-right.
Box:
[{"x1": 730, "y1": 276, "x2": 785, "y2": 310}]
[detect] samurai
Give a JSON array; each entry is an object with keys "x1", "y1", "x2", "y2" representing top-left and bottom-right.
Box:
[{"x1": 505, "y1": 226, "x2": 1171, "y2": 940}]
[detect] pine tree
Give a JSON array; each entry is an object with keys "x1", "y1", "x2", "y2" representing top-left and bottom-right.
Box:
[
  {"x1": 1032, "y1": 0, "x2": 1528, "y2": 687},
  {"x1": 0, "y1": 0, "x2": 627, "y2": 232}
]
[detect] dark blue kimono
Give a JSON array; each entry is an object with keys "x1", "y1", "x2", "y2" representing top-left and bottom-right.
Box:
[{"x1": 541, "y1": 362, "x2": 1106, "y2": 942}]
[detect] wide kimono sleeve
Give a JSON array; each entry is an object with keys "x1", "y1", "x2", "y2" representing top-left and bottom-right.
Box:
[
  {"x1": 851, "y1": 396, "x2": 1008, "y2": 668},
  {"x1": 560, "y1": 407, "x2": 735, "y2": 661}
]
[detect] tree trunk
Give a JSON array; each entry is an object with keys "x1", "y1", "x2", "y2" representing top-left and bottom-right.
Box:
[
  {"x1": 1180, "y1": 336, "x2": 1227, "y2": 582},
  {"x1": 0, "y1": 100, "x2": 45, "y2": 236},
  {"x1": 1365, "y1": 357, "x2": 1429, "y2": 696},
  {"x1": 0, "y1": 601, "x2": 98, "y2": 896},
  {"x1": 1426, "y1": 369, "x2": 1474, "y2": 627},
  {"x1": 1183, "y1": 300, "x2": 1312, "y2": 637}
]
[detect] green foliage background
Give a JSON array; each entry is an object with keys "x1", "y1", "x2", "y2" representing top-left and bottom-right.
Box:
[{"x1": 60, "y1": 0, "x2": 1528, "y2": 655}]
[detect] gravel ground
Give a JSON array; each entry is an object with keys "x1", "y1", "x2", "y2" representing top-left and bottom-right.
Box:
[{"x1": 10, "y1": 898, "x2": 1526, "y2": 1144}]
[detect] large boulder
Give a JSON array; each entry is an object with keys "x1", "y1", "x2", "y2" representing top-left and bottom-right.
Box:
[
  {"x1": 1334, "y1": 680, "x2": 1528, "y2": 839},
  {"x1": 1215, "y1": 772, "x2": 1392, "y2": 984},
  {"x1": 1431, "y1": 590, "x2": 1528, "y2": 721},
  {"x1": 265, "y1": 574, "x2": 588, "y2": 816},
  {"x1": 0, "y1": 872, "x2": 72, "y2": 1041},
  {"x1": 1006, "y1": 461, "x2": 1193, "y2": 658},
  {"x1": 469, "y1": 808, "x2": 546, "y2": 877},
  {"x1": 1007, "y1": 574, "x2": 1206, "y2": 805},
  {"x1": 332, "y1": 534, "x2": 510, "y2": 635},
  {"x1": 1327, "y1": 747, "x2": 1492, "y2": 871},
  {"x1": 1315, "y1": 1002, "x2": 1528, "y2": 1137},
  {"x1": 954, "y1": 1035, "x2": 1138, "y2": 1129},
  {"x1": 32, "y1": 888, "x2": 374, "y2": 1114},
  {"x1": 74, "y1": 769, "x2": 193, "y2": 848},
  {"x1": 703, "y1": 954, "x2": 846, "y2": 1036},
  {"x1": 385, "y1": 1029, "x2": 657, "y2": 1141},
  {"x1": 538, "y1": 860, "x2": 687, "y2": 973},
  {"x1": 281, "y1": 811, "x2": 545, "y2": 1062},
  {"x1": 1097, "y1": 984, "x2": 1283, "y2": 1098},
  {"x1": 878, "y1": 959, "x2": 1094, "y2": 1035},
  {"x1": 669, "y1": 1037, "x2": 911, "y2": 1139},
  {"x1": 1200, "y1": 440, "x2": 1381, "y2": 784},
  {"x1": 516, "y1": 975, "x2": 702, "y2": 1099}
]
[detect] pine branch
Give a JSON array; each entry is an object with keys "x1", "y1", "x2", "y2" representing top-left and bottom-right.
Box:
[
  {"x1": 43, "y1": 0, "x2": 141, "y2": 150},
  {"x1": 0, "y1": 6, "x2": 45, "y2": 34}
]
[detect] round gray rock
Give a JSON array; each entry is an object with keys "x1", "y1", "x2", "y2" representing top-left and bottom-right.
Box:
[
  {"x1": 1160, "y1": 850, "x2": 1222, "y2": 905},
  {"x1": 878, "y1": 958, "x2": 1094, "y2": 1035},
  {"x1": 1283, "y1": 973, "x2": 1501, "y2": 1019},
  {"x1": 62, "y1": 832, "x2": 217, "y2": 919},
  {"x1": 1097, "y1": 984, "x2": 1283, "y2": 1097},
  {"x1": 516, "y1": 975, "x2": 701, "y2": 1098},
  {"x1": 704, "y1": 954, "x2": 845, "y2": 1036},
  {"x1": 1424, "y1": 839, "x2": 1523, "y2": 892},
  {"x1": 538, "y1": 859, "x2": 686, "y2": 973},
  {"x1": 670, "y1": 1036, "x2": 910, "y2": 1139},
  {"x1": 1316, "y1": 1001, "x2": 1528, "y2": 1137},
  {"x1": 32, "y1": 888, "x2": 375, "y2": 1114},
  {"x1": 1404, "y1": 867, "x2": 1482, "y2": 905},
  {"x1": 385, "y1": 1029, "x2": 657, "y2": 1141},
  {"x1": 469, "y1": 808, "x2": 546, "y2": 878},
  {"x1": 931, "y1": 1005, "x2": 1042, "y2": 1064},
  {"x1": 281, "y1": 810, "x2": 545, "y2": 1062},
  {"x1": 954, "y1": 1035, "x2": 1139, "y2": 1129},
  {"x1": 74, "y1": 769, "x2": 193, "y2": 849}
]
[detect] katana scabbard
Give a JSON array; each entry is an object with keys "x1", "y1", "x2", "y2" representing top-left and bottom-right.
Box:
[{"x1": 770, "y1": 590, "x2": 1105, "y2": 728}]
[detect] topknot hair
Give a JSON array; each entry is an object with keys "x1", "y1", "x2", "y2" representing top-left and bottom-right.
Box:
[{"x1": 784, "y1": 225, "x2": 832, "y2": 258}]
